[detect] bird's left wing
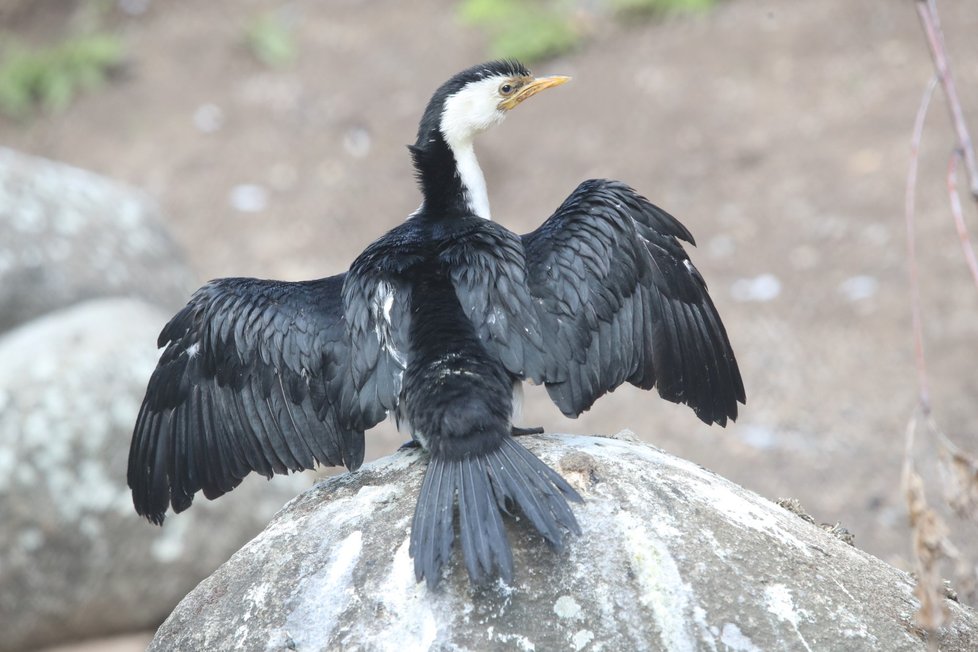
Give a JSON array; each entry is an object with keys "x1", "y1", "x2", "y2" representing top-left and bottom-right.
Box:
[
  {"x1": 128, "y1": 274, "x2": 393, "y2": 524},
  {"x1": 448, "y1": 179, "x2": 744, "y2": 425}
]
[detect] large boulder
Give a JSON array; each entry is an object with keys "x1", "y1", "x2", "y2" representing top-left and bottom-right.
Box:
[
  {"x1": 150, "y1": 433, "x2": 977, "y2": 651},
  {"x1": 0, "y1": 298, "x2": 312, "y2": 652},
  {"x1": 0, "y1": 147, "x2": 195, "y2": 334}
]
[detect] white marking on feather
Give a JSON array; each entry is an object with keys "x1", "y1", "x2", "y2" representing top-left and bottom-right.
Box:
[
  {"x1": 407, "y1": 202, "x2": 424, "y2": 220},
  {"x1": 371, "y1": 282, "x2": 390, "y2": 337},
  {"x1": 382, "y1": 291, "x2": 394, "y2": 324},
  {"x1": 435, "y1": 368, "x2": 478, "y2": 381},
  {"x1": 511, "y1": 381, "x2": 524, "y2": 419},
  {"x1": 430, "y1": 352, "x2": 477, "y2": 380},
  {"x1": 440, "y1": 75, "x2": 511, "y2": 220},
  {"x1": 413, "y1": 430, "x2": 429, "y2": 449},
  {"x1": 372, "y1": 281, "x2": 406, "y2": 367},
  {"x1": 185, "y1": 342, "x2": 200, "y2": 359}
]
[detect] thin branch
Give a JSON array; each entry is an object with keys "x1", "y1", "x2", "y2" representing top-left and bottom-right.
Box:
[
  {"x1": 915, "y1": 0, "x2": 978, "y2": 201},
  {"x1": 947, "y1": 150, "x2": 978, "y2": 291},
  {"x1": 904, "y1": 409, "x2": 920, "y2": 482},
  {"x1": 905, "y1": 76, "x2": 938, "y2": 412},
  {"x1": 904, "y1": 2, "x2": 978, "y2": 628}
]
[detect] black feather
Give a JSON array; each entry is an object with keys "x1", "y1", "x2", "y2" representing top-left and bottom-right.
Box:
[
  {"x1": 477, "y1": 179, "x2": 748, "y2": 423},
  {"x1": 411, "y1": 439, "x2": 581, "y2": 589},
  {"x1": 128, "y1": 275, "x2": 390, "y2": 522}
]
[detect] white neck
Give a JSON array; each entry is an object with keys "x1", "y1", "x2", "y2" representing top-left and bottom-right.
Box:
[
  {"x1": 451, "y1": 139, "x2": 491, "y2": 220},
  {"x1": 439, "y1": 77, "x2": 507, "y2": 221}
]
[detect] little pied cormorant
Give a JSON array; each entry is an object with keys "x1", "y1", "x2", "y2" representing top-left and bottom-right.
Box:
[{"x1": 128, "y1": 60, "x2": 746, "y2": 588}]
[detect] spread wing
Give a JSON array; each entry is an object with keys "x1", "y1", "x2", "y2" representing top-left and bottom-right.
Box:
[
  {"x1": 128, "y1": 274, "x2": 395, "y2": 524},
  {"x1": 450, "y1": 179, "x2": 745, "y2": 426}
]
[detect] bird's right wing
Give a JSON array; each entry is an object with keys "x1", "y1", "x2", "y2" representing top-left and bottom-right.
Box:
[
  {"x1": 128, "y1": 274, "x2": 395, "y2": 524},
  {"x1": 447, "y1": 179, "x2": 744, "y2": 426},
  {"x1": 521, "y1": 179, "x2": 745, "y2": 425}
]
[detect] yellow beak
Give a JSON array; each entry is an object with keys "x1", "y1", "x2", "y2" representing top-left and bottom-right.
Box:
[{"x1": 498, "y1": 75, "x2": 571, "y2": 111}]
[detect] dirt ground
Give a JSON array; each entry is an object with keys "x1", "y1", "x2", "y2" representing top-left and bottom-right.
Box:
[{"x1": 5, "y1": 0, "x2": 978, "y2": 645}]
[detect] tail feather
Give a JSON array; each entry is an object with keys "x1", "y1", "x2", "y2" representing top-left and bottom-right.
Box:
[
  {"x1": 491, "y1": 439, "x2": 582, "y2": 550},
  {"x1": 410, "y1": 456, "x2": 455, "y2": 586},
  {"x1": 458, "y1": 458, "x2": 511, "y2": 583},
  {"x1": 410, "y1": 438, "x2": 583, "y2": 588}
]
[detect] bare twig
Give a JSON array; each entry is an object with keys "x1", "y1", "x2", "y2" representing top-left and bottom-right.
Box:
[
  {"x1": 905, "y1": 76, "x2": 938, "y2": 412},
  {"x1": 915, "y1": 0, "x2": 978, "y2": 201},
  {"x1": 904, "y1": 0, "x2": 978, "y2": 628},
  {"x1": 947, "y1": 150, "x2": 978, "y2": 290}
]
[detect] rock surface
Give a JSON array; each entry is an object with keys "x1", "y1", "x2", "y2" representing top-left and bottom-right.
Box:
[
  {"x1": 0, "y1": 147, "x2": 195, "y2": 334},
  {"x1": 0, "y1": 298, "x2": 312, "y2": 652},
  {"x1": 150, "y1": 434, "x2": 978, "y2": 651}
]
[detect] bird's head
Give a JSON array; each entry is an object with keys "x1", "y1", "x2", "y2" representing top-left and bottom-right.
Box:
[
  {"x1": 416, "y1": 60, "x2": 570, "y2": 150},
  {"x1": 410, "y1": 60, "x2": 569, "y2": 219}
]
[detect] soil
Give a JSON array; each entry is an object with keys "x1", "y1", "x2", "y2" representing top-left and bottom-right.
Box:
[{"x1": 5, "y1": 0, "x2": 978, "y2": 646}]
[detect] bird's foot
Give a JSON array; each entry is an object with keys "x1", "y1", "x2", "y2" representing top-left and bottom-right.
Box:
[
  {"x1": 398, "y1": 439, "x2": 421, "y2": 451},
  {"x1": 511, "y1": 425, "x2": 545, "y2": 437}
]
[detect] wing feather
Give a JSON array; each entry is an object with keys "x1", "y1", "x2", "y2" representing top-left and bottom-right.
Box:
[
  {"x1": 448, "y1": 179, "x2": 744, "y2": 425},
  {"x1": 128, "y1": 274, "x2": 394, "y2": 524},
  {"x1": 526, "y1": 179, "x2": 745, "y2": 423}
]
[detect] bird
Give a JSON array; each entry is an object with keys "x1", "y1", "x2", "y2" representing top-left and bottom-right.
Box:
[{"x1": 128, "y1": 59, "x2": 745, "y2": 589}]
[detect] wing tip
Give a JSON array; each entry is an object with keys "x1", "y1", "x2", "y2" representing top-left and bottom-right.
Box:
[
  {"x1": 142, "y1": 510, "x2": 167, "y2": 527},
  {"x1": 693, "y1": 385, "x2": 747, "y2": 428}
]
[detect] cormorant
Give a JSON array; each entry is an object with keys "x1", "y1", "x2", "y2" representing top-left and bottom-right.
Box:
[{"x1": 128, "y1": 60, "x2": 745, "y2": 588}]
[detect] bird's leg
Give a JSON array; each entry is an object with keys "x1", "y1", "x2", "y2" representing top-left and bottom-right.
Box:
[
  {"x1": 398, "y1": 439, "x2": 422, "y2": 451},
  {"x1": 511, "y1": 425, "x2": 545, "y2": 437}
]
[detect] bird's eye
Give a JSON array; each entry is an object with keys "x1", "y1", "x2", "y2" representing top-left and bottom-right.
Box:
[{"x1": 499, "y1": 83, "x2": 514, "y2": 96}]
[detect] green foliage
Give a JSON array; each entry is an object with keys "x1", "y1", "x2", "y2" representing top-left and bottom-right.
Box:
[
  {"x1": 612, "y1": 0, "x2": 715, "y2": 16},
  {"x1": 0, "y1": 33, "x2": 124, "y2": 119},
  {"x1": 244, "y1": 12, "x2": 297, "y2": 68},
  {"x1": 460, "y1": 0, "x2": 581, "y2": 63},
  {"x1": 460, "y1": 0, "x2": 716, "y2": 63}
]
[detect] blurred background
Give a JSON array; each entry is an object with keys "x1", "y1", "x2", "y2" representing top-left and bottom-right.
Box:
[{"x1": 2, "y1": 0, "x2": 977, "y2": 649}]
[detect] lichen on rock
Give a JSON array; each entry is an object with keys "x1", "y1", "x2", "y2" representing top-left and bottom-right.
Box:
[{"x1": 149, "y1": 433, "x2": 978, "y2": 651}]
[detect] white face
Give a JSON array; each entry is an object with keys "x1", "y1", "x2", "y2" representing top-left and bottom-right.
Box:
[{"x1": 439, "y1": 75, "x2": 516, "y2": 148}]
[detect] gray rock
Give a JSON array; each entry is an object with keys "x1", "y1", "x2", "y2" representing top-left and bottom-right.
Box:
[
  {"x1": 0, "y1": 147, "x2": 196, "y2": 334},
  {"x1": 149, "y1": 433, "x2": 978, "y2": 652},
  {"x1": 0, "y1": 298, "x2": 312, "y2": 652}
]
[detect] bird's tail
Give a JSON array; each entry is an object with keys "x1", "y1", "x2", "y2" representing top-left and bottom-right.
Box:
[{"x1": 410, "y1": 437, "x2": 583, "y2": 588}]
